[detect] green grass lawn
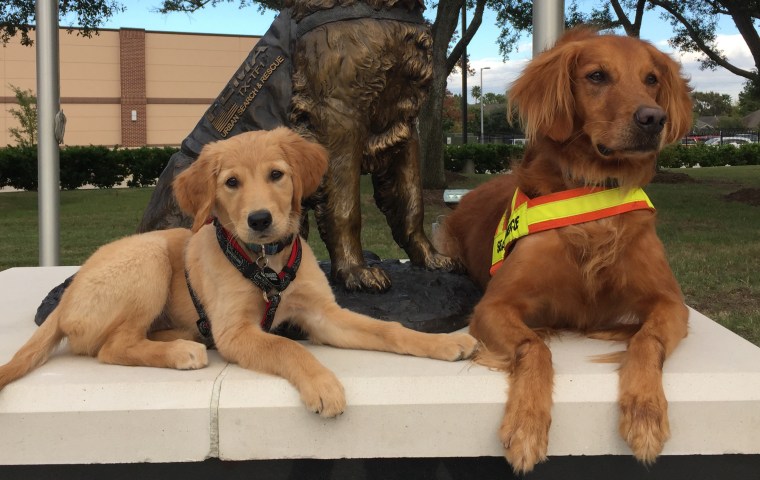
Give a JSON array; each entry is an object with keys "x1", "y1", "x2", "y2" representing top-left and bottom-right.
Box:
[
  {"x1": 647, "y1": 166, "x2": 760, "y2": 346},
  {"x1": 1, "y1": 166, "x2": 758, "y2": 346}
]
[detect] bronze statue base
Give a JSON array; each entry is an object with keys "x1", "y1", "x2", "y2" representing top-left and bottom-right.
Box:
[{"x1": 35, "y1": 261, "x2": 479, "y2": 334}]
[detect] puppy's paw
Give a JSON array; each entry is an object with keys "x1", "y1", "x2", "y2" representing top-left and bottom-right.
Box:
[
  {"x1": 430, "y1": 333, "x2": 479, "y2": 361},
  {"x1": 619, "y1": 390, "x2": 670, "y2": 463},
  {"x1": 171, "y1": 340, "x2": 208, "y2": 370},
  {"x1": 500, "y1": 410, "x2": 550, "y2": 474},
  {"x1": 299, "y1": 371, "x2": 346, "y2": 418},
  {"x1": 337, "y1": 266, "x2": 391, "y2": 293}
]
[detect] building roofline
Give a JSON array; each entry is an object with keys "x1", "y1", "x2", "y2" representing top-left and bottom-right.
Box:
[{"x1": 59, "y1": 25, "x2": 261, "y2": 39}]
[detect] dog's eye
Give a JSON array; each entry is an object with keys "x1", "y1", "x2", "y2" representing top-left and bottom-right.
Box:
[
  {"x1": 645, "y1": 73, "x2": 658, "y2": 85},
  {"x1": 587, "y1": 71, "x2": 606, "y2": 83},
  {"x1": 225, "y1": 177, "x2": 239, "y2": 188},
  {"x1": 270, "y1": 170, "x2": 284, "y2": 181}
]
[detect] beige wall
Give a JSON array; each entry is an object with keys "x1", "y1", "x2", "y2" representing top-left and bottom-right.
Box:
[{"x1": 0, "y1": 28, "x2": 259, "y2": 147}]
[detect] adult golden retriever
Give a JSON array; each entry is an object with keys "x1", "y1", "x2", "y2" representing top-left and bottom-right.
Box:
[
  {"x1": 0, "y1": 128, "x2": 477, "y2": 416},
  {"x1": 435, "y1": 29, "x2": 692, "y2": 472}
]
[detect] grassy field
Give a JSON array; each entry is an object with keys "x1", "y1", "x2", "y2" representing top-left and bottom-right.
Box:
[
  {"x1": 646, "y1": 166, "x2": 760, "y2": 346},
  {"x1": 1, "y1": 166, "x2": 758, "y2": 345}
]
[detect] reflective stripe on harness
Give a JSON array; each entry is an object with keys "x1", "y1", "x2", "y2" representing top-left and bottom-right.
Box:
[{"x1": 490, "y1": 186, "x2": 655, "y2": 275}]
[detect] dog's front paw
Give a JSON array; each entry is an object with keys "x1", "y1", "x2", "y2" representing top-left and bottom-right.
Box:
[
  {"x1": 500, "y1": 409, "x2": 550, "y2": 474},
  {"x1": 430, "y1": 333, "x2": 479, "y2": 361},
  {"x1": 299, "y1": 371, "x2": 346, "y2": 418},
  {"x1": 171, "y1": 340, "x2": 209, "y2": 370},
  {"x1": 619, "y1": 389, "x2": 670, "y2": 463},
  {"x1": 336, "y1": 265, "x2": 392, "y2": 292}
]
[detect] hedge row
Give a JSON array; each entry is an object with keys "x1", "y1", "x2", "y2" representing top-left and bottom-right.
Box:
[
  {"x1": 0, "y1": 145, "x2": 178, "y2": 191},
  {"x1": 657, "y1": 143, "x2": 760, "y2": 168},
  {"x1": 444, "y1": 143, "x2": 525, "y2": 173},
  {"x1": 444, "y1": 143, "x2": 760, "y2": 173},
  {"x1": 2, "y1": 143, "x2": 758, "y2": 191}
]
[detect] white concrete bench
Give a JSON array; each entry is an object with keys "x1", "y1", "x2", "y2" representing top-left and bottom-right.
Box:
[{"x1": 0, "y1": 266, "x2": 759, "y2": 467}]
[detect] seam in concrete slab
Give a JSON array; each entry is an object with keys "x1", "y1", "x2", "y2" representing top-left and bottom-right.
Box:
[{"x1": 208, "y1": 362, "x2": 231, "y2": 459}]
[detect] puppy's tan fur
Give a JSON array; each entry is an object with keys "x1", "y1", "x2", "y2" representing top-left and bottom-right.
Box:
[{"x1": 0, "y1": 128, "x2": 477, "y2": 416}]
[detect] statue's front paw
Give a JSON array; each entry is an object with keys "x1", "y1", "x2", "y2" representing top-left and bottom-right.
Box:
[{"x1": 334, "y1": 265, "x2": 392, "y2": 292}]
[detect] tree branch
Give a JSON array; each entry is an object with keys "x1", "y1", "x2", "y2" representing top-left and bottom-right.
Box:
[
  {"x1": 650, "y1": 0, "x2": 758, "y2": 81},
  {"x1": 445, "y1": 0, "x2": 486, "y2": 74},
  {"x1": 610, "y1": 0, "x2": 636, "y2": 36}
]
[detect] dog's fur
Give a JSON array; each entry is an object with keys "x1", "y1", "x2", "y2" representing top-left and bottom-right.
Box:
[
  {"x1": 0, "y1": 128, "x2": 477, "y2": 415},
  {"x1": 435, "y1": 29, "x2": 693, "y2": 472},
  {"x1": 288, "y1": 0, "x2": 456, "y2": 292}
]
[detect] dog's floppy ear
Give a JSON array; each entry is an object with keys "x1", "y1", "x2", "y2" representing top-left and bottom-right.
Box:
[
  {"x1": 508, "y1": 39, "x2": 582, "y2": 143},
  {"x1": 647, "y1": 44, "x2": 693, "y2": 145},
  {"x1": 273, "y1": 127, "x2": 328, "y2": 212},
  {"x1": 173, "y1": 144, "x2": 222, "y2": 232}
]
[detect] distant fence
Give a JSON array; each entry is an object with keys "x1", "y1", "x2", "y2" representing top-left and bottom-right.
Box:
[
  {"x1": 445, "y1": 133, "x2": 525, "y2": 145},
  {"x1": 682, "y1": 129, "x2": 759, "y2": 146}
]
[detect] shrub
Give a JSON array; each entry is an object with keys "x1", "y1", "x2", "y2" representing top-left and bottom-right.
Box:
[
  {"x1": 657, "y1": 143, "x2": 760, "y2": 169},
  {"x1": 0, "y1": 146, "x2": 37, "y2": 190},
  {"x1": 122, "y1": 146, "x2": 177, "y2": 187},
  {"x1": 444, "y1": 143, "x2": 524, "y2": 173},
  {"x1": 59, "y1": 145, "x2": 123, "y2": 189}
]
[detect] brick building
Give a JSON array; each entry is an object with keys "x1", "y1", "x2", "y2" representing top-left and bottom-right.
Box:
[{"x1": 0, "y1": 27, "x2": 260, "y2": 147}]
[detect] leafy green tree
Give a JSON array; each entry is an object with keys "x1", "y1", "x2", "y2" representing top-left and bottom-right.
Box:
[
  {"x1": 692, "y1": 91, "x2": 735, "y2": 116},
  {"x1": 471, "y1": 85, "x2": 482, "y2": 103},
  {"x1": 482, "y1": 92, "x2": 506, "y2": 104},
  {"x1": 442, "y1": 90, "x2": 460, "y2": 133},
  {"x1": 737, "y1": 74, "x2": 760, "y2": 115},
  {"x1": 716, "y1": 115, "x2": 746, "y2": 129},
  {"x1": 650, "y1": 0, "x2": 759, "y2": 84},
  {"x1": 484, "y1": 104, "x2": 513, "y2": 134},
  {"x1": 1, "y1": 0, "x2": 123, "y2": 46},
  {"x1": 418, "y1": 0, "x2": 486, "y2": 188},
  {"x1": 157, "y1": 0, "x2": 280, "y2": 14},
  {"x1": 7, "y1": 85, "x2": 37, "y2": 147}
]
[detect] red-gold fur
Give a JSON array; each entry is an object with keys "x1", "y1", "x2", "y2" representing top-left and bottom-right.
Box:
[
  {"x1": 436, "y1": 29, "x2": 692, "y2": 472},
  {"x1": 0, "y1": 128, "x2": 477, "y2": 417}
]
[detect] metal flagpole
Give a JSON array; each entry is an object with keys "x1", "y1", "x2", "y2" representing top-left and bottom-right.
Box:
[
  {"x1": 532, "y1": 0, "x2": 565, "y2": 56},
  {"x1": 36, "y1": 0, "x2": 62, "y2": 266}
]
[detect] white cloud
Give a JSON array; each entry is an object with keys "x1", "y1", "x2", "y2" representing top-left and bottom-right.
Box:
[
  {"x1": 447, "y1": 58, "x2": 527, "y2": 100},
  {"x1": 667, "y1": 34, "x2": 753, "y2": 99},
  {"x1": 449, "y1": 34, "x2": 754, "y2": 102}
]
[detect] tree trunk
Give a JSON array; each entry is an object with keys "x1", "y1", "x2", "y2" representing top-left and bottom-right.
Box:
[
  {"x1": 419, "y1": 0, "x2": 485, "y2": 189},
  {"x1": 419, "y1": 34, "x2": 453, "y2": 189}
]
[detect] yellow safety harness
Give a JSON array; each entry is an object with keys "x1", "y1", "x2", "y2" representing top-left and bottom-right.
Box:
[{"x1": 490, "y1": 186, "x2": 655, "y2": 275}]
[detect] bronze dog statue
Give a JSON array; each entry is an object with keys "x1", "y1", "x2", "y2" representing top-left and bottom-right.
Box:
[{"x1": 138, "y1": 0, "x2": 455, "y2": 292}]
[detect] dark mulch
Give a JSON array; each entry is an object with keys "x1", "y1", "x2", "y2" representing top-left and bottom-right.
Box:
[
  {"x1": 652, "y1": 170, "x2": 697, "y2": 184},
  {"x1": 724, "y1": 188, "x2": 760, "y2": 207}
]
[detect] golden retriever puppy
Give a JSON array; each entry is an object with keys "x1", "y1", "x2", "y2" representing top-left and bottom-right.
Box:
[
  {"x1": 435, "y1": 29, "x2": 692, "y2": 472},
  {"x1": 0, "y1": 128, "x2": 477, "y2": 417}
]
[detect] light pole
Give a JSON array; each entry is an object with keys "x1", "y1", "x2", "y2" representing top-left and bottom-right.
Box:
[{"x1": 480, "y1": 66, "x2": 490, "y2": 144}]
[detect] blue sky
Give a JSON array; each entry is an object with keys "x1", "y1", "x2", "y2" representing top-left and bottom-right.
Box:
[{"x1": 88, "y1": 1, "x2": 753, "y2": 102}]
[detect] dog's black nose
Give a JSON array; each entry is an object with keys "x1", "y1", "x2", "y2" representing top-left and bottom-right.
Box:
[
  {"x1": 247, "y1": 210, "x2": 272, "y2": 231},
  {"x1": 634, "y1": 106, "x2": 667, "y2": 134}
]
